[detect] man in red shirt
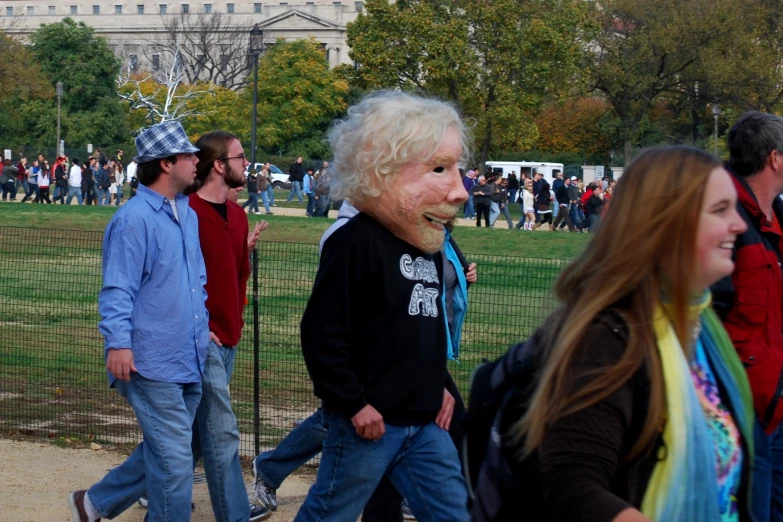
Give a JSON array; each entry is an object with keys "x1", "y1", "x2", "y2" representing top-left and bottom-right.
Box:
[{"x1": 187, "y1": 131, "x2": 266, "y2": 522}]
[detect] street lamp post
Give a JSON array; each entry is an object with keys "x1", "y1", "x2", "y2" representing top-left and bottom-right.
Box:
[
  {"x1": 712, "y1": 103, "x2": 721, "y2": 158},
  {"x1": 248, "y1": 22, "x2": 264, "y2": 458},
  {"x1": 249, "y1": 25, "x2": 264, "y2": 171},
  {"x1": 56, "y1": 81, "x2": 63, "y2": 157}
]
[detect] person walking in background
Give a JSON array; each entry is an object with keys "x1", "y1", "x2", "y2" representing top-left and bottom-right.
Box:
[
  {"x1": 507, "y1": 172, "x2": 519, "y2": 207},
  {"x1": 81, "y1": 160, "x2": 95, "y2": 205},
  {"x1": 712, "y1": 111, "x2": 783, "y2": 522},
  {"x1": 534, "y1": 176, "x2": 553, "y2": 230},
  {"x1": 242, "y1": 168, "x2": 262, "y2": 215},
  {"x1": 21, "y1": 159, "x2": 39, "y2": 203},
  {"x1": 113, "y1": 163, "x2": 125, "y2": 206},
  {"x1": 551, "y1": 170, "x2": 564, "y2": 220},
  {"x1": 95, "y1": 160, "x2": 111, "y2": 206},
  {"x1": 15, "y1": 157, "x2": 27, "y2": 197},
  {"x1": 585, "y1": 185, "x2": 605, "y2": 232},
  {"x1": 1, "y1": 158, "x2": 18, "y2": 201},
  {"x1": 52, "y1": 157, "x2": 68, "y2": 204},
  {"x1": 315, "y1": 167, "x2": 332, "y2": 218},
  {"x1": 287, "y1": 156, "x2": 305, "y2": 202},
  {"x1": 304, "y1": 167, "x2": 317, "y2": 216},
  {"x1": 489, "y1": 174, "x2": 502, "y2": 226},
  {"x1": 474, "y1": 146, "x2": 754, "y2": 522},
  {"x1": 66, "y1": 158, "x2": 83, "y2": 205},
  {"x1": 472, "y1": 175, "x2": 491, "y2": 227},
  {"x1": 498, "y1": 178, "x2": 514, "y2": 229},
  {"x1": 36, "y1": 162, "x2": 52, "y2": 204},
  {"x1": 551, "y1": 175, "x2": 575, "y2": 232},
  {"x1": 68, "y1": 121, "x2": 207, "y2": 522},
  {"x1": 463, "y1": 169, "x2": 476, "y2": 219}
]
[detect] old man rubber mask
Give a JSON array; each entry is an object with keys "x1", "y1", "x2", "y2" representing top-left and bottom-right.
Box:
[{"x1": 356, "y1": 126, "x2": 469, "y2": 254}]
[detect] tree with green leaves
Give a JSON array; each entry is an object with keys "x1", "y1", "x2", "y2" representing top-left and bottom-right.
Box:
[
  {"x1": 347, "y1": 0, "x2": 592, "y2": 167},
  {"x1": 586, "y1": 0, "x2": 753, "y2": 164},
  {"x1": 247, "y1": 37, "x2": 349, "y2": 157},
  {"x1": 26, "y1": 17, "x2": 127, "y2": 148}
]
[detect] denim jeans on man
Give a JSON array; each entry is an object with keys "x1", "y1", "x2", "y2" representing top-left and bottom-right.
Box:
[
  {"x1": 66, "y1": 186, "x2": 83, "y2": 205},
  {"x1": 242, "y1": 192, "x2": 260, "y2": 213},
  {"x1": 260, "y1": 190, "x2": 271, "y2": 213},
  {"x1": 463, "y1": 194, "x2": 475, "y2": 219},
  {"x1": 307, "y1": 195, "x2": 317, "y2": 216},
  {"x1": 87, "y1": 374, "x2": 202, "y2": 521},
  {"x1": 266, "y1": 184, "x2": 275, "y2": 206},
  {"x1": 489, "y1": 201, "x2": 500, "y2": 226},
  {"x1": 95, "y1": 187, "x2": 107, "y2": 206},
  {"x1": 191, "y1": 342, "x2": 249, "y2": 522},
  {"x1": 255, "y1": 408, "x2": 328, "y2": 490},
  {"x1": 287, "y1": 180, "x2": 303, "y2": 202},
  {"x1": 295, "y1": 411, "x2": 469, "y2": 522},
  {"x1": 752, "y1": 420, "x2": 783, "y2": 521}
]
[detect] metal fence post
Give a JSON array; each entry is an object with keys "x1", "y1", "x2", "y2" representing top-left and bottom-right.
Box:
[{"x1": 252, "y1": 245, "x2": 260, "y2": 457}]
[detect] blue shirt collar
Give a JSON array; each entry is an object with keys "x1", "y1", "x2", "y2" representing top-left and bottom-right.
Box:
[{"x1": 137, "y1": 183, "x2": 187, "y2": 212}]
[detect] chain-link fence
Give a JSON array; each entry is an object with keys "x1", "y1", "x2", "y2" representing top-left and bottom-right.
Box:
[{"x1": 0, "y1": 226, "x2": 567, "y2": 456}]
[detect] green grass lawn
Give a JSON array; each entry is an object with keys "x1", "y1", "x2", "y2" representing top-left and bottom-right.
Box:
[
  {"x1": 0, "y1": 189, "x2": 591, "y2": 258},
  {"x1": 0, "y1": 196, "x2": 590, "y2": 451}
]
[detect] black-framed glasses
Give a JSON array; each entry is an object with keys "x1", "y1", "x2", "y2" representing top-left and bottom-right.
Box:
[{"x1": 218, "y1": 153, "x2": 246, "y2": 162}]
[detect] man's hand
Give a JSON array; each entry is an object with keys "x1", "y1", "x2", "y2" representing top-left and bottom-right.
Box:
[
  {"x1": 351, "y1": 404, "x2": 385, "y2": 441},
  {"x1": 247, "y1": 222, "x2": 268, "y2": 251},
  {"x1": 106, "y1": 349, "x2": 137, "y2": 382},
  {"x1": 209, "y1": 331, "x2": 223, "y2": 347},
  {"x1": 436, "y1": 388, "x2": 455, "y2": 431},
  {"x1": 466, "y1": 263, "x2": 477, "y2": 283}
]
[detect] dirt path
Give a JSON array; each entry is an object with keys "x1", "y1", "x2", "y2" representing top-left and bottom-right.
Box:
[{"x1": 0, "y1": 438, "x2": 314, "y2": 521}]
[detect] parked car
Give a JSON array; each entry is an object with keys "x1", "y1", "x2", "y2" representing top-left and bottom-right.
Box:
[{"x1": 245, "y1": 163, "x2": 290, "y2": 189}]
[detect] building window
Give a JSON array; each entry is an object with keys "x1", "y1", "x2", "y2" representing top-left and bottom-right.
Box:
[
  {"x1": 115, "y1": 5, "x2": 122, "y2": 14},
  {"x1": 279, "y1": 2, "x2": 287, "y2": 5},
  {"x1": 355, "y1": 1, "x2": 362, "y2": 12},
  {"x1": 226, "y1": 2, "x2": 234, "y2": 12},
  {"x1": 92, "y1": 4, "x2": 100, "y2": 13},
  {"x1": 6, "y1": 6, "x2": 13, "y2": 15},
  {"x1": 254, "y1": 3, "x2": 261, "y2": 13},
  {"x1": 159, "y1": 3, "x2": 167, "y2": 13},
  {"x1": 137, "y1": 4, "x2": 144, "y2": 13},
  {"x1": 333, "y1": 1, "x2": 341, "y2": 5},
  {"x1": 152, "y1": 54, "x2": 160, "y2": 71},
  {"x1": 26, "y1": 6, "x2": 34, "y2": 15},
  {"x1": 70, "y1": 5, "x2": 77, "y2": 13},
  {"x1": 129, "y1": 54, "x2": 138, "y2": 71},
  {"x1": 181, "y1": 3, "x2": 189, "y2": 12},
  {"x1": 48, "y1": 6, "x2": 55, "y2": 14},
  {"x1": 203, "y1": 3, "x2": 211, "y2": 13}
]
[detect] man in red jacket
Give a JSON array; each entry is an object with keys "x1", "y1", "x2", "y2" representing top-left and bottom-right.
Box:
[
  {"x1": 187, "y1": 131, "x2": 267, "y2": 522},
  {"x1": 713, "y1": 111, "x2": 783, "y2": 522}
]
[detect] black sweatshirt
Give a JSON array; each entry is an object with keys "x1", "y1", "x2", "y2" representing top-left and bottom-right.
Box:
[{"x1": 301, "y1": 213, "x2": 447, "y2": 425}]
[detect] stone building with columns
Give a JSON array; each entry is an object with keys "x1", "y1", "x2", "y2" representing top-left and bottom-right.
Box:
[{"x1": 0, "y1": 0, "x2": 362, "y2": 76}]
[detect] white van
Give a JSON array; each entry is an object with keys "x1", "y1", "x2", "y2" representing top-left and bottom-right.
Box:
[{"x1": 484, "y1": 161, "x2": 565, "y2": 187}]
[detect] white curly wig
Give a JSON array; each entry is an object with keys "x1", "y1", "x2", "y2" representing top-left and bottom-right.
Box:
[{"x1": 327, "y1": 90, "x2": 469, "y2": 204}]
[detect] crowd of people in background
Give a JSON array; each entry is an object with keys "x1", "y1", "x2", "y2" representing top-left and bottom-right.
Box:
[
  {"x1": 0, "y1": 148, "x2": 139, "y2": 207},
  {"x1": 461, "y1": 167, "x2": 617, "y2": 232}
]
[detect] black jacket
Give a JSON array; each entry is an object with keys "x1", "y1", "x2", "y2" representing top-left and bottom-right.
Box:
[
  {"x1": 554, "y1": 183, "x2": 570, "y2": 205},
  {"x1": 289, "y1": 162, "x2": 305, "y2": 182},
  {"x1": 472, "y1": 183, "x2": 492, "y2": 206}
]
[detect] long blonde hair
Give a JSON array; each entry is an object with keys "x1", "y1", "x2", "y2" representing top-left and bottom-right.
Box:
[{"x1": 514, "y1": 146, "x2": 721, "y2": 459}]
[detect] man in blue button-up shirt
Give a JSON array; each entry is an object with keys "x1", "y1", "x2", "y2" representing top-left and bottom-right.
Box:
[{"x1": 68, "y1": 121, "x2": 209, "y2": 522}]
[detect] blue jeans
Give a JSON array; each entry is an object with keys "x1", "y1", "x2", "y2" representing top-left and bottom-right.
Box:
[
  {"x1": 254, "y1": 408, "x2": 328, "y2": 490},
  {"x1": 552, "y1": 199, "x2": 559, "y2": 218},
  {"x1": 266, "y1": 185, "x2": 275, "y2": 206},
  {"x1": 114, "y1": 187, "x2": 123, "y2": 206},
  {"x1": 95, "y1": 187, "x2": 110, "y2": 206},
  {"x1": 191, "y1": 342, "x2": 248, "y2": 522},
  {"x1": 1, "y1": 179, "x2": 14, "y2": 200},
  {"x1": 307, "y1": 195, "x2": 317, "y2": 216},
  {"x1": 508, "y1": 189, "x2": 517, "y2": 206},
  {"x1": 287, "y1": 181, "x2": 303, "y2": 202},
  {"x1": 88, "y1": 374, "x2": 202, "y2": 521},
  {"x1": 463, "y1": 194, "x2": 475, "y2": 219},
  {"x1": 752, "y1": 420, "x2": 783, "y2": 521},
  {"x1": 66, "y1": 186, "x2": 83, "y2": 205},
  {"x1": 569, "y1": 204, "x2": 583, "y2": 230},
  {"x1": 243, "y1": 192, "x2": 260, "y2": 213},
  {"x1": 295, "y1": 411, "x2": 469, "y2": 522},
  {"x1": 489, "y1": 201, "x2": 500, "y2": 226},
  {"x1": 260, "y1": 190, "x2": 271, "y2": 213}
]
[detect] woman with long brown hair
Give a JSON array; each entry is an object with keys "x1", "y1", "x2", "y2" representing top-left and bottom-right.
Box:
[{"x1": 473, "y1": 146, "x2": 755, "y2": 522}]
